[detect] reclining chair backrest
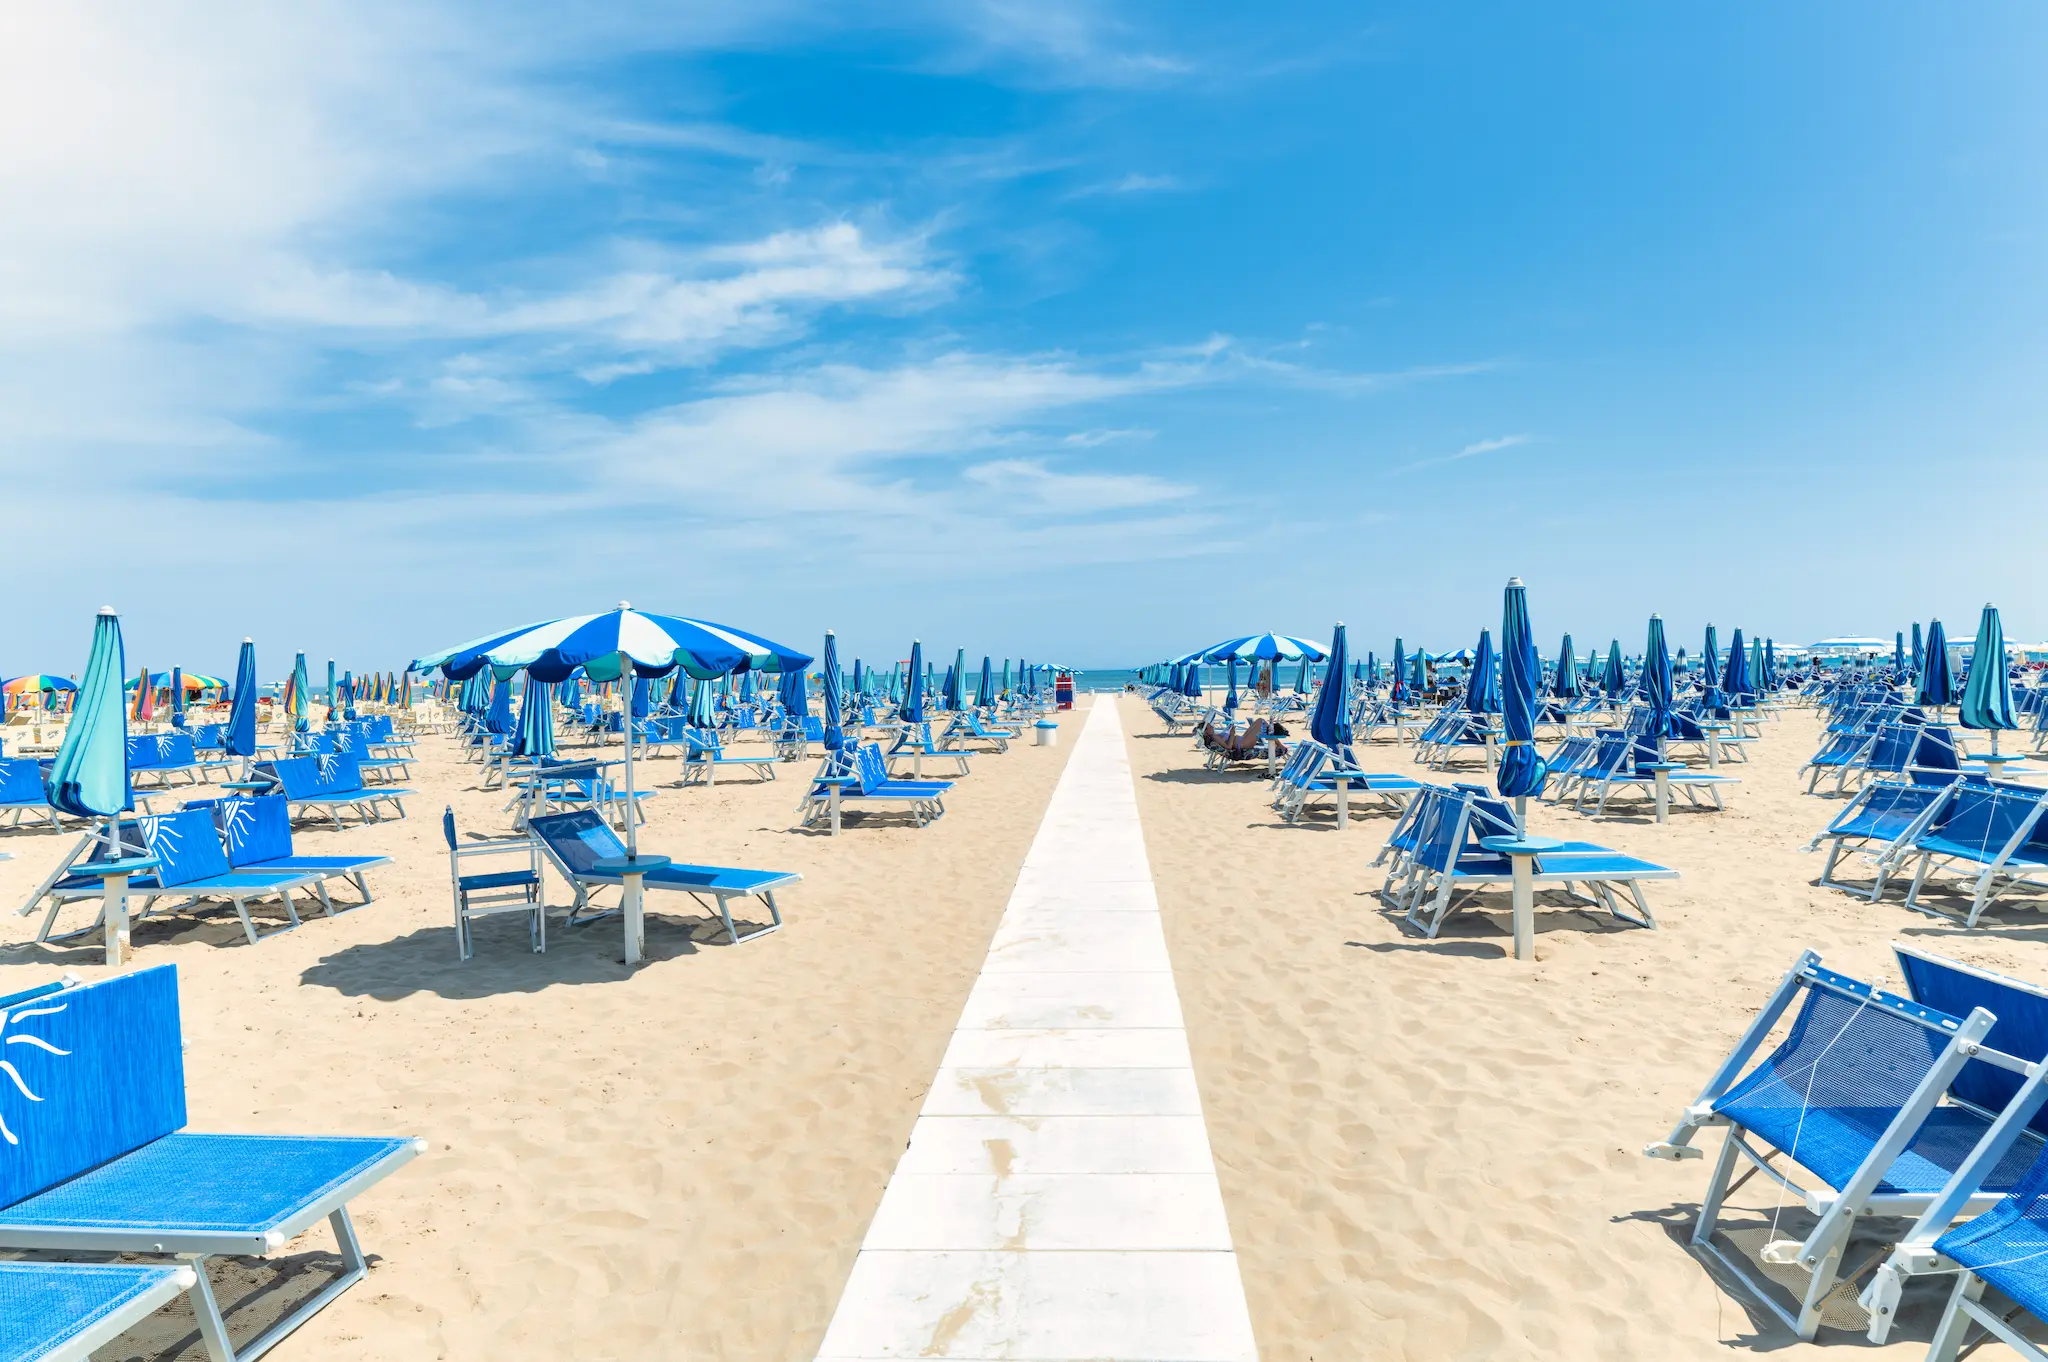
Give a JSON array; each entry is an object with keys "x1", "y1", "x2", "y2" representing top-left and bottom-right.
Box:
[
  {"x1": 272, "y1": 752, "x2": 365, "y2": 799},
  {"x1": 190, "y1": 723, "x2": 226, "y2": 752},
  {"x1": 209, "y1": 794, "x2": 295, "y2": 867},
  {"x1": 854, "y1": 743, "x2": 892, "y2": 793},
  {"x1": 125, "y1": 733, "x2": 196, "y2": 771},
  {"x1": 0, "y1": 757, "x2": 44, "y2": 803},
  {"x1": 366, "y1": 716, "x2": 396, "y2": 742},
  {"x1": 1922, "y1": 783, "x2": 2047, "y2": 858},
  {"x1": 0, "y1": 966, "x2": 186, "y2": 1210},
  {"x1": 528, "y1": 809, "x2": 625, "y2": 874},
  {"x1": 1910, "y1": 726, "x2": 1961, "y2": 782},
  {"x1": 139, "y1": 808, "x2": 235, "y2": 887},
  {"x1": 1895, "y1": 945, "x2": 2048, "y2": 1141}
]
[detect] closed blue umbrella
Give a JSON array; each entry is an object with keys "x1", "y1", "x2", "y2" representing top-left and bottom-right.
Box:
[
  {"x1": 326, "y1": 659, "x2": 336, "y2": 713},
  {"x1": 901, "y1": 641, "x2": 926, "y2": 723},
  {"x1": 777, "y1": 663, "x2": 807, "y2": 716},
  {"x1": 629, "y1": 676, "x2": 652, "y2": 719},
  {"x1": 512, "y1": 679, "x2": 556, "y2": 758},
  {"x1": 1308, "y1": 622, "x2": 1351, "y2": 750},
  {"x1": 1764, "y1": 639, "x2": 1778, "y2": 690},
  {"x1": 1409, "y1": 649, "x2": 1427, "y2": 694},
  {"x1": 1959, "y1": 603, "x2": 2018, "y2": 754},
  {"x1": 1895, "y1": 632, "x2": 1906, "y2": 674},
  {"x1": 820, "y1": 631, "x2": 845, "y2": 751},
  {"x1": 1390, "y1": 639, "x2": 1408, "y2": 705},
  {"x1": 666, "y1": 667, "x2": 688, "y2": 709},
  {"x1": 1223, "y1": 657, "x2": 1240, "y2": 714},
  {"x1": 977, "y1": 656, "x2": 994, "y2": 708},
  {"x1": 1703, "y1": 626, "x2": 1720, "y2": 687},
  {"x1": 1497, "y1": 578, "x2": 1547, "y2": 816},
  {"x1": 46, "y1": 608, "x2": 132, "y2": 818},
  {"x1": 1551, "y1": 634, "x2": 1577, "y2": 699},
  {"x1": 688, "y1": 677, "x2": 718, "y2": 727},
  {"x1": 1465, "y1": 630, "x2": 1501, "y2": 715},
  {"x1": 170, "y1": 665, "x2": 186, "y2": 726},
  {"x1": 341, "y1": 670, "x2": 356, "y2": 719},
  {"x1": 291, "y1": 652, "x2": 312, "y2": 732},
  {"x1": 949, "y1": 649, "x2": 967, "y2": 710},
  {"x1": 227, "y1": 639, "x2": 257, "y2": 758},
  {"x1": 1603, "y1": 641, "x2": 1626, "y2": 697},
  {"x1": 485, "y1": 675, "x2": 516, "y2": 734},
  {"x1": 1918, "y1": 620, "x2": 1956, "y2": 710},
  {"x1": 1644, "y1": 616, "x2": 1676, "y2": 748},
  {"x1": 1722, "y1": 628, "x2": 1751, "y2": 698},
  {"x1": 1911, "y1": 623, "x2": 1924, "y2": 678},
  {"x1": 1365, "y1": 652, "x2": 1378, "y2": 687},
  {"x1": 1294, "y1": 656, "x2": 1311, "y2": 695}
]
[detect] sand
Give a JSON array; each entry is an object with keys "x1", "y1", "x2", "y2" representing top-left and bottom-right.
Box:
[
  {"x1": 1120, "y1": 694, "x2": 2048, "y2": 1360},
  {"x1": 0, "y1": 710, "x2": 1083, "y2": 1361},
  {"x1": 4, "y1": 695, "x2": 2044, "y2": 1360}
]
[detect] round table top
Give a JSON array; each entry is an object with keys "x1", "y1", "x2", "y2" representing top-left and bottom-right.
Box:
[
  {"x1": 593, "y1": 854, "x2": 671, "y2": 875},
  {"x1": 78, "y1": 855, "x2": 160, "y2": 878},
  {"x1": 1637, "y1": 761, "x2": 1685, "y2": 772},
  {"x1": 1480, "y1": 835, "x2": 1565, "y2": 855}
]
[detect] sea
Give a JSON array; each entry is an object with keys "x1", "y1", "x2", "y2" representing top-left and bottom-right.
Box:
[{"x1": 1068, "y1": 669, "x2": 1145, "y2": 693}]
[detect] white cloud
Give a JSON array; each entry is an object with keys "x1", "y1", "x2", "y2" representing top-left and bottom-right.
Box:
[{"x1": 1397, "y1": 433, "x2": 1533, "y2": 473}]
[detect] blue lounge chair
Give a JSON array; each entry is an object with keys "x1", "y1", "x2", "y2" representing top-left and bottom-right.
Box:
[
  {"x1": 1900, "y1": 780, "x2": 2048, "y2": 926},
  {"x1": 887, "y1": 721, "x2": 974, "y2": 777},
  {"x1": 125, "y1": 733, "x2": 218, "y2": 788},
  {"x1": 199, "y1": 792, "x2": 391, "y2": 909},
  {"x1": 526, "y1": 809, "x2": 796, "y2": 945},
  {"x1": 296, "y1": 729, "x2": 411, "y2": 784},
  {"x1": 0, "y1": 968, "x2": 423, "y2": 1362},
  {"x1": 0, "y1": 1259, "x2": 197, "y2": 1362},
  {"x1": 796, "y1": 744, "x2": 951, "y2": 832},
  {"x1": 442, "y1": 805, "x2": 544, "y2": 960},
  {"x1": 1572, "y1": 731, "x2": 1738, "y2": 815},
  {"x1": 680, "y1": 727, "x2": 777, "y2": 785},
  {"x1": 1645, "y1": 949, "x2": 2042, "y2": 1339},
  {"x1": 259, "y1": 752, "x2": 410, "y2": 828},
  {"x1": 947, "y1": 711, "x2": 1017, "y2": 753},
  {"x1": 0, "y1": 756, "x2": 63, "y2": 830},
  {"x1": 1271, "y1": 741, "x2": 1419, "y2": 824},
  {"x1": 1802, "y1": 779, "x2": 1954, "y2": 899}
]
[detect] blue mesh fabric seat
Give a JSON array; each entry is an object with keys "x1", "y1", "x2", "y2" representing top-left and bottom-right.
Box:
[
  {"x1": 1927, "y1": 1150, "x2": 2048, "y2": 1355},
  {"x1": 0, "y1": 1260, "x2": 195, "y2": 1362},
  {"x1": 1902, "y1": 782, "x2": 2048, "y2": 927},
  {"x1": 264, "y1": 753, "x2": 409, "y2": 828},
  {"x1": 527, "y1": 809, "x2": 796, "y2": 945},
  {"x1": 128, "y1": 808, "x2": 322, "y2": 945},
  {"x1": 0, "y1": 755, "x2": 61, "y2": 828},
  {"x1": 1804, "y1": 779, "x2": 1954, "y2": 899}
]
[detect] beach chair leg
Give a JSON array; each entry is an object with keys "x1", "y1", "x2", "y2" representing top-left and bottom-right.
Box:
[
  {"x1": 1691, "y1": 1132, "x2": 1741, "y2": 1246},
  {"x1": 179, "y1": 1258, "x2": 239, "y2": 1362},
  {"x1": 1795, "y1": 1232, "x2": 1848, "y2": 1340},
  {"x1": 1927, "y1": 1272, "x2": 1987, "y2": 1362},
  {"x1": 1904, "y1": 854, "x2": 1935, "y2": 913}
]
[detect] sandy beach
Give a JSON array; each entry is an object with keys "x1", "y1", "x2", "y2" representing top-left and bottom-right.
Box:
[{"x1": 4, "y1": 694, "x2": 2044, "y2": 1359}]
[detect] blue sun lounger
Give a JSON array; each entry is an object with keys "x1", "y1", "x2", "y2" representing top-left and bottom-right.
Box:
[
  {"x1": 1644, "y1": 949, "x2": 2045, "y2": 1340},
  {"x1": 679, "y1": 727, "x2": 777, "y2": 785},
  {"x1": 1898, "y1": 779, "x2": 2048, "y2": 927},
  {"x1": 0, "y1": 756, "x2": 64, "y2": 830},
  {"x1": 0, "y1": 968, "x2": 423, "y2": 1362},
  {"x1": 946, "y1": 711, "x2": 1018, "y2": 753},
  {"x1": 527, "y1": 809, "x2": 797, "y2": 944},
  {"x1": 195, "y1": 793, "x2": 391, "y2": 909},
  {"x1": 0, "y1": 1259, "x2": 198, "y2": 1362},
  {"x1": 125, "y1": 733, "x2": 221, "y2": 789},
  {"x1": 1802, "y1": 779, "x2": 1954, "y2": 899},
  {"x1": 887, "y1": 721, "x2": 974, "y2": 777},
  {"x1": 797, "y1": 744, "x2": 952, "y2": 832},
  {"x1": 258, "y1": 752, "x2": 410, "y2": 828}
]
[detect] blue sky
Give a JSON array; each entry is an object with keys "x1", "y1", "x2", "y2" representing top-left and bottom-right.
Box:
[{"x1": 4, "y1": 3, "x2": 2045, "y2": 677}]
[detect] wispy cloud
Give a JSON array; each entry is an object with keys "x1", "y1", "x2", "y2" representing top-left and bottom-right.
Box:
[{"x1": 1397, "y1": 433, "x2": 1533, "y2": 473}]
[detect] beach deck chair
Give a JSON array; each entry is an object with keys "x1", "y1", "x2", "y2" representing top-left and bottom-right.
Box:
[
  {"x1": 796, "y1": 744, "x2": 952, "y2": 832},
  {"x1": 1802, "y1": 728, "x2": 1879, "y2": 794},
  {"x1": 0, "y1": 1259, "x2": 198, "y2": 1362},
  {"x1": 947, "y1": 710, "x2": 1017, "y2": 753},
  {"x1": 679, "y1": 727, "x2": 778, "y2": 786},
  {"x1": 259, "y1": 752, "x2": 410, "y2": 828},
  {"x1": 1899, "y1": 781, "x2": 2048, "y2": 927},
  {"x1": 199, "y1": 792, "x2": 390, "y2": 909},
  {"x1": 1803, "y1": 780, "x2": 1955, "y2": 899},
  {"x1": 1573, "y1": 731, "x2": 1738, "y2": 815},
  {"x1": 887, "y1": 721, "x2": 974, "y2": 777},
  {"x1": 442, "y1": 805, "x2": 544, "y2": 959},
  {"x1": 1644, "y1": 949, "x2": 2043, "y2": 1339},
  {"x1": 0, "y1": 756, "x2": 65, "y2": 830},
  {"x1": 298, "y1": 729, "x2": 411, "y2": 784},
  {"x1": 0, "y1": 968, "x2": 423, "y2": 1362},
  {"x1": 1397, "y1": 787, "x2": 1673, "y2": 937},
  {"x1": 527, "y1": 809, "x2": 796, "y2": 945},
  {"x1": 125, "y1": 733, "x2": 218, "y2": 789}
]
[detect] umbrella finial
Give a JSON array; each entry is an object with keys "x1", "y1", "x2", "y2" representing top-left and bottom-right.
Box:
[
  {"x1": 98, "y1": 606, "x2": 116, "y2": 616},
  {"x1": 1507, "y1": 576, "x2": 1523, "y2": 587},
  {"x1": 243, "y1": 636, "x2": 253, "y2": 643},
  {"x1": 619, "y1": 600, "x2": 631, "y2": 610}
]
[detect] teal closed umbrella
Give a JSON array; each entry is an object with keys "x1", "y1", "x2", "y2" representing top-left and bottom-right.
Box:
[
  {"x1": 1603, "y1": 641, "x2": 1626, "y2": 697},
  {"x1": 227, "y1": 639, "x2": 257, "y2": 758},
  {"x1": 820, "y1": 631, "x2": 845, "y2": 751},
  {"x1": 977, "y1": 656, "x2": 994, "y2": 708},
  {"x1": 1465, "y1": 630, "x2": 1501, "y2": 714},
  {"x1": 1497, "y1": 579, "x2": 1547, "y2": 821},
  {"x1": 1551, "y1": 634, "x2": 1577, "y2": 700},
  {"x1": 46, "y1": 608, "x2": 132, "y2": 819},
  {"x1": 512, "y1": 679, "x2": 556, "y2": 758},
  {"x1": 1958, "y1": 603, "x2": 2018, "y2": 756},
  {"x1": 900, "y1": 641, "x2": 926, "y2": 723}
]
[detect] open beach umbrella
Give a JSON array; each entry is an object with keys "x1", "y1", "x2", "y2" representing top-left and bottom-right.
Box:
[
  {"x1": 1390, "y1": 639, "x2": 1408, "y2": 705},
  {"x1": 1917, "y1": 620, "x2": 1957, "y2": 710},
  {"x1": 2, "y1": 675, "x2": 77, "y2": 697},
  {"x1": 1551, "y1": 634, "x2": 1577, "y2": 699},
  {"x1": 512, "y1": 679, "x2": 556, "y2": 759},
  {"x1": 1643, "y1": 616, "x2": 1676, "y2": 747},
  {"x1": 1465, "y1": 630, "x2": 1501, "y2": 715},
  {"x1": 977, "y1": 657, "x2": 994, "y2": 708},
  {"x1": 414, "y1": 603, "x2": 810, "y2": 683},
  {"x1": 227, "y1": 640, "x2": 257, "y2": 758},
  {"x1": 1223, "y1": 657, "x2": 1240, "y2": 714},
  {"x1": 1199, "y1": 633, "x2": 1328, "y2": 663},
  {"x1": 1959, "y1": 603, "x2": 2018, "y2": 754},
  {"x1": 1603, "y1": 641, "x2": 1626, "y2": 697},
  {"x1": 1308, "y1": 622, "x2": 1351, "y2": 751},
  {"x1": 1497, "y1": 579, "x2": 1547, "y2": 819},
  {"x1": 820, "y1": 631, "x2": 845, "y2": 751},
  {"x1": 46, "y1": 608, "x2": 132, "y2": 819},
  {"x1": 900, "y1": 641, "x2": 926, "y2": 723}
]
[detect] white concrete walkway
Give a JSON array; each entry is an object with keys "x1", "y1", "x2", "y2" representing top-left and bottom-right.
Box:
[{"x1": 817, "y1": 696, "x2": 1258, "y2": 1361}]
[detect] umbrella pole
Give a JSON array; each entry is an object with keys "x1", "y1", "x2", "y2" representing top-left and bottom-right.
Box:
[
  {"x1": 622, "y1": 662, "x2": 638, "y2": 855},
  {"x1": 1515, "y1": 795, "x2": 1527, "y2": 838}
]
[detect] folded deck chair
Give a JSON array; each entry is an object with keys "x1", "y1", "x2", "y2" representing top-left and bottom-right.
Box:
[
  {"x1": 0, "y1": 756, "x2": 64, "y2": 829},
  {"x1": 0, "y1": 1259, "x2": 198, "y2": 1362},
  {"x1": 0, "y1": 969, "x2": 423, "y2": 1362},
  {"x1": 1899, "y1": 780, "x2": 2048, "y2": 927},
  {"x1": 1644, "y1": 949, "x2": 2041, "y2": 1339},
  {"x1": 197, "y1": 793, "x2": 390, "y2": 909},
  {"x1": 443, "y1": 805, "x2": 544, "y2": 959},
  {"x1": 259, "y1": 752, "x2": 409, "y2": 828},
  {"x1": 527, "y1": 808, "x2": 796, "y2": 944},
  {"x1": 1802, "y1": 780, "x2": 1954, "y2": 900},
  {"x1": 796, "y1": 744, "x2": 952, "y2": 831}
]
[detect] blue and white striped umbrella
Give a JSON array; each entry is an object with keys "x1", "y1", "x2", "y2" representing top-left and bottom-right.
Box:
[
  {"x1": 413, "y1": 602, "x2": 810, "y2": 682},
  {"x1": 1196, "y1": 633, "x2": 1328, "y2": 664}
]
